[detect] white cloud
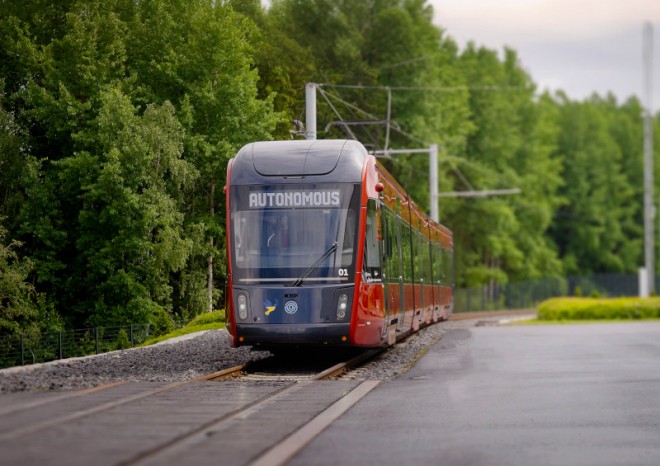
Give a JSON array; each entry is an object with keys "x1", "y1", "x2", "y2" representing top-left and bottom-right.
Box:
[
  {"x1": 430, "y1": 0, "x2": 660, "y2": 109},
  {"x1": 432, "y1": 0, "x2": 660, "y2": 44}
]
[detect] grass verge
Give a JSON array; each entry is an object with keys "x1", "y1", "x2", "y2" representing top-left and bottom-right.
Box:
[
  {"x1": 538, "y1": 297, "x2": 660, "y2": 321},
  {"x1": 512, "y1": 317, "x2": 660, "y2": 326},
  {"x1": 141, "y1": 310, "x2": 226, "y2": 346}
]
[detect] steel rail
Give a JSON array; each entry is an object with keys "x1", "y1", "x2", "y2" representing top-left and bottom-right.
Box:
[
  {"x1": 201, "y1": 363, "x2": 247, "y2": 381},
  {"x1": 119, "y1": 380, "x2": 304, "y2": 466},
  {"x1": 312, "y1": 349, "x2": 382, "y2": 380},
  {"x1": 249, "y1": 380, "x2": 380, "y2": 466},
  {"x1": 122, "y1": 351, "x2": 384, "y2": 466}
]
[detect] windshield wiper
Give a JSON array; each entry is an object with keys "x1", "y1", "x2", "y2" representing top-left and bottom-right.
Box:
[{"x1": 289, "y1": 242, "x2": 338, "y2": 287}]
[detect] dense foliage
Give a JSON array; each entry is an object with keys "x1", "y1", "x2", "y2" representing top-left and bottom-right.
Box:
[
  {"x1": 0, "y1": 0, "x2": 281, "y2": 335},
  {"x1": 1, "y1": 0, "x2": 659, "y2": 337}
]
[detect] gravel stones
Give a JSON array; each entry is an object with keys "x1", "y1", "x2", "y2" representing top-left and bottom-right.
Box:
[
  {"x1": 0, "y1": 331, "x2": 269, "y2": 393},
  {"x1": 0, "y1": 316, "x2": 511, "y2": 393}
]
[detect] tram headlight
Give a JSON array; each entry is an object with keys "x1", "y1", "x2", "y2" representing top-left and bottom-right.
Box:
[
  {"x1": 237, "y1": 293, "x2": 249, "y2": 320},
  {"x1": 336, "y1": 293, "x2": 349, "y2": 320}
]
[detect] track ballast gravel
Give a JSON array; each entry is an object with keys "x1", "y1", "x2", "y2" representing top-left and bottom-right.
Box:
[{"x1": 0, "y1": 316, "x2": 522, "y2": 393}]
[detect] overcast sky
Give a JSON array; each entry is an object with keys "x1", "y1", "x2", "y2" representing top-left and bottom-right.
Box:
[{"x1": 430, "y1": 0, "x2": 660, "y2": 111}]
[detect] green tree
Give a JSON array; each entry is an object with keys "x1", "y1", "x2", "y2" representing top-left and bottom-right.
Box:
[
  {"x1": 66, "y1": 89, "x2": 195, "y2": 326},
  {"x1": 0, "y1": 0, "x2": 280, "y2": 329},
  {"x1": 1, "y1": 0, "x2": 133, "y2": 322},
  {"x1": 0, "y1": 91, "x2": 35, "y2": 221},
  {"x1": 440, "y1": 46, "x2": 564, "y2": 289},
  {"x1": 550, "y1": 94, "x2": 639, "y2": 274},
  {"x1": 229, "y1": 0, "x2": 317, "y2": 138},
  {"x1": 0, "y1": 223, "x2": 40, "y2": 338},
  {"x1": 124, "y1": 0, "x2": 282, "y2": 315}
]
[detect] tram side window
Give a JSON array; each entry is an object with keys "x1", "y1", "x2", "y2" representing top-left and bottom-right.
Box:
[
  {"x1": 447, "y1": 248, "x2": 454, "y2": 285},
  {"x1": 401, "y1": 220, "x2": 413, "y2": 283},
  {"x1": 413, "y1": 231, "x2": 422, "y2": 283},
  {"x1": 442, "y1": 247, "x2": 451, "y2": 283},
  {"x1": 422, "y1": 234, "x2": 432, "y2": 283},
  {"x1": 425, "y1": 237, "x2": 433, "y2": 283},
  {"x1": 341, "y1": 212, "x2": 356, "y2": 267},
  {"x1": 412, "y1": 227, "x2": 430, "y2": 284},
  {"x1": 363, "y1": 199, "x2": 381, "y2": 279},
  {"x1": 382, "y1": 208, "x2": 402, "y2": 281},
  {"x1": 434, "y1": 243, "x2": 442, "y2": 285},
  {"x1": 411, "y1": 226, "x2": 420, "y2": 282},
  {"x1": 381, "y1": 209, "x2": 390, "y2": 279}
]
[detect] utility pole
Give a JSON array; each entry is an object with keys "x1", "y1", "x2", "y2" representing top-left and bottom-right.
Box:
[
  {"x1": 305, "y1": 83, "x2": 520, "y2": 223},
  {"x1": 305, "y1": 83, "x2": 443, "y2": 220},
  {"x1": 643, "y1": 22, "x2": 654, "y2": 296},
  {"x1": 372, "y1": 147, "x2": 441, "y2": 222},
  {"x1": 430, "y1": 144, "x2": 439, "y2": 222},
  {"x1": 305, "y1": 83, "x2": 317, "y2": 140}
]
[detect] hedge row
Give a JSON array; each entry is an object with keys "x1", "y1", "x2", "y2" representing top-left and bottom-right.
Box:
[{"x1": 537, "y1": 297, "x2": 660, "y2": 320}]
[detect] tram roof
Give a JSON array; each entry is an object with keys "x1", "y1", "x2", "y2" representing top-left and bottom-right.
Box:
[{"x1": 230, "y1": 139, "x2": 369, "y2": 184}]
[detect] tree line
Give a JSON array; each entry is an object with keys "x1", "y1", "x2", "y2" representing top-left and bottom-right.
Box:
[{"x1": 1, "y1": 0, "x2": 659, "y2": 338}]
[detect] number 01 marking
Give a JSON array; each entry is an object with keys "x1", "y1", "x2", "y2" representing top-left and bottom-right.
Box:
[{"x1": 338, "y1": 268, "x2": 348, "y2": 277}]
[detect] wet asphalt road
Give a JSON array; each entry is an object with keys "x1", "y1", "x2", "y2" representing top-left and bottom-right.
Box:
[{"x1": 290, "y1": 322, "x2": 660, "y2": 466}]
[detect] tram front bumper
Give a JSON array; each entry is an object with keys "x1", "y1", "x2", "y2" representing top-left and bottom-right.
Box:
[{"x1": 235, "y1": 323, "x2": 352, "y2": 347}]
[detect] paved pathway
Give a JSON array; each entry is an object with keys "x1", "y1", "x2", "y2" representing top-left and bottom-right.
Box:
[{"x1": 290, "y1": 322, "x2": 660, "y2": 466}]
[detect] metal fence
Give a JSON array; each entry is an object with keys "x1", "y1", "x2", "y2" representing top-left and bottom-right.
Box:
[
  {"x1": 0, "y1": 324, "x2": 162, "y2": 369},
  {"x1": 455, "y1": 274, "x2": 642, "y2": 313},
  {"x1": 0, "y1": 274, "x2": 649, "y2": 369}
]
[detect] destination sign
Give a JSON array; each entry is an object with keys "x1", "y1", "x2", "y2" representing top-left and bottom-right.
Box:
[{"x1": 249, "y1": 190, "x2": 341, "y2": 209}]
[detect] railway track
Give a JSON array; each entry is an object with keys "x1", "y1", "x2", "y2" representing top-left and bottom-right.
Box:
[
  {"x1": 0, "y1": 349, "x2": 383, "y2": 466},
  {"x1": 209, "y1": 348, "x2": 382, "y2": 382},
  {"x1": 0, "y1": 315, "x2": 531, "y2": 465}
]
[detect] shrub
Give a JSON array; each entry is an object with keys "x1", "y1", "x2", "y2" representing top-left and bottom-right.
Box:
[
  {"x1": 115, "y1": 329, "x2": 131, "y2": 350},
  {"x1": 151, "y1": 308, "x2": 175, "y2": 337},
  {"x1": 538, "y1": 297, "x2": 660, "y2": 320},
  {"x1": 188, "y1": 310, "x2": 225, "y2": 326}
]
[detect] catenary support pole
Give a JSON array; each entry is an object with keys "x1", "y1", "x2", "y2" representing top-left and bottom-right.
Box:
[
  {"x1": 372, "y1": 147, "x2": 519, "y2": 221},
  {"x1": 306, "y1": 83, "x2": 317, "y2": 140},
  {"x1": 643, "y1": 22, "x2": 654, "y2": 296},
  {"x1": 430, "y1": 144, "x2": 439, "y2": 222}
]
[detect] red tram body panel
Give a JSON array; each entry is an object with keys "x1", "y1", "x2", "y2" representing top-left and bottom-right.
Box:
[{"x1": 225, "y1": 139, "x2": 453, "y2": 349}]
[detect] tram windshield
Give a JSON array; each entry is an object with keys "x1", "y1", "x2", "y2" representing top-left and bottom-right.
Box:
[{"x1": 230, "y1": 184, "x2": 360, "y2": 285}]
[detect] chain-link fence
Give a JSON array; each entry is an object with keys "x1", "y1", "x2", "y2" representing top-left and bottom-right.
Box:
[
  {"x1": 455, "y1": 274, "x2": 642, "y2": 313},
  {"x1": 0, "y1": 323, "x2": 166, "y2": 369}
]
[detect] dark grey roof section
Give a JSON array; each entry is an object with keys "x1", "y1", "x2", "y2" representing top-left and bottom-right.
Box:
[
  {"x1": 253, "y1": 140, "x2": 340, "y2": 176},
  {"x1": 230, "y1": 139, "x2": 368, "y2": 185}
]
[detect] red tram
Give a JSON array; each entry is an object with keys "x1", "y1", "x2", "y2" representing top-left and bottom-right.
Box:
[{"x1": 225, "y1": 139, "x2": 453, "y2": 348}]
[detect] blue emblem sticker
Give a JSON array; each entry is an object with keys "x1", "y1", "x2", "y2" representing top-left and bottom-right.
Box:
[{"x1": 284, "y1": 300, "x2": 298, "y2": 315}]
